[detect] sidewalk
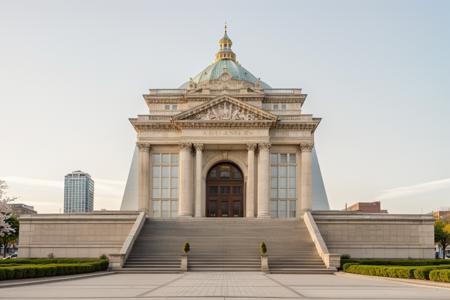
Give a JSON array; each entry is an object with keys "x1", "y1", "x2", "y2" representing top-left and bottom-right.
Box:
[{"x1": 0, "y1": 271, "x2": 113, "y2": 288}]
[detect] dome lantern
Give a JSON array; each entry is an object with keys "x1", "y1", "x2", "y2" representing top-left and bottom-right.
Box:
[{"x1": 215, "y1": 24, "x2": 236, "y2": 62}]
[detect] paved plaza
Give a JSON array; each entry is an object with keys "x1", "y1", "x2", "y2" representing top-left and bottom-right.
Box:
[{"x1": 0, "y1": 272, "x2": 449, "y2": 300}]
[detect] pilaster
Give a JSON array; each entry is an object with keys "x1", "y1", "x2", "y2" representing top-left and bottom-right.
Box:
[
  {"x1": 179, "y1": 143, "x2": 194, "y2": 217},
  {"x1": 257, "y1": 143, "x2": 271, "y2": 218},
  {"x1": 137, "y1": 143, "x2": 150, "y2": 214},
  {"x1": 300, "y1": 142, "x2": 313, "y2": 212},
  {"x1": 246, "y1": 144, "x2": 257, "y2": 217}
]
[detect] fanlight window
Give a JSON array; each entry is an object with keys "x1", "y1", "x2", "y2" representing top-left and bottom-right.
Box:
[{"x1": 207, "y1": 163, "x2": 242, "y2": 180}]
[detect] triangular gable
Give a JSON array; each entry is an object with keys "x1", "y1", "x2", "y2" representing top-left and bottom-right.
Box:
[{"x1": 172, "y1": 96, "x2": 277, "y2": 122}]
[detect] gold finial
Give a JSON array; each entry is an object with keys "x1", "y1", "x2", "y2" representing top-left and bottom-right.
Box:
[{"x1": 215, "y1": 23, "x2": 236, "y2": 62}]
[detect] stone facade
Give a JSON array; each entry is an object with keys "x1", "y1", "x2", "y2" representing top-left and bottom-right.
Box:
[
  {"x1": 313, "y1": 211, "x2": 435, "y2": 259},
  {"x1": 18, "y1": 212, "x2": 139, "y2": 258},
  {"x1": 121, "y1": 29, "x2": 330, "y2": 218}
]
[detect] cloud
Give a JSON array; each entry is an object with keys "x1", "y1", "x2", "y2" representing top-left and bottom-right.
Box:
[
  {"x1": 2, "y1": 176, "x2": 62, "y2": 189},
  {"x1": 2, "y1": 176, "x2": 125, "y2": 197},
  {"x1": 376, "y1": 177, "x2": 450, "y2": 200}
]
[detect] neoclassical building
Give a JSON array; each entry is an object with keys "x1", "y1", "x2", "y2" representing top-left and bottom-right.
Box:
[
  {"x1": 18, "y1": 28, "x2": 435, "y2": 264},
  {"x1": 121, "y1": 27, "x2": 329, "y2": 218}
]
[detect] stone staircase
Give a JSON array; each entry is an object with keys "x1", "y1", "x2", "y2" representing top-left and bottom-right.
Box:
[{"x1": 122, "y1": 218, "x2": 334, "y2": 274}]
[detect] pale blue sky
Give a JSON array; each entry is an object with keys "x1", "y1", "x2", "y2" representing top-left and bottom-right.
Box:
[{"x1": 1, "y1": 0, "x2": 449, "y2": 213}]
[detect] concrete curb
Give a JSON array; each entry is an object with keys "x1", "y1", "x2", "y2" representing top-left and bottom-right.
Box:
[
  {"x1": 336, "y1": 271, "x2": 450, "y2": 289},
  {"x1": 0, "y1": 271, "x2": 115, "y2": 288}
]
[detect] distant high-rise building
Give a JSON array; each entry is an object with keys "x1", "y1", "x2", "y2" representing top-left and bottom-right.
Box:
[{"x1": 64, "y1": 170, "x2": 94, "y2": 213}]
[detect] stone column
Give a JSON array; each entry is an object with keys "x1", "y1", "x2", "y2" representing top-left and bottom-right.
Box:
[
  {"x1": 137, "y1": 143, "x2": 150, "y2": 214},
  {"x1": 179, "y1": 143, "x2": 193, "y2": 217},
  {"x1": 194, "y1": 143, "x2": 204, "y2": 218},
  {"x1": 257, "y1": 143, "x2": 271, "y2": 218},
  {"x1": 300, "y1": 142, "x2": 313, "y2": 212},
  {"x1": 246, "y1": 144, "x2": 257, "y2": 217}
]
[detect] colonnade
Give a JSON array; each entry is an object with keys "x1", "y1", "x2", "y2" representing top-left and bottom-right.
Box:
[{"x1": 137, "y1": 142, "x2": 313, "y2": 217}]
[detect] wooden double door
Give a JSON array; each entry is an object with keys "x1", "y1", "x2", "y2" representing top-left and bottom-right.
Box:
[{"x1": 206, "y1": 163, "x2": 244, "y2": 217}]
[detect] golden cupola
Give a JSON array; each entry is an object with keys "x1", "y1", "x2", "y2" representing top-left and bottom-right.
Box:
[
  {"x1": 179, "y1": 25, "x2": 271, "y2": 89},
  {"x1": 215, "y1": 24, "x2": 236, "y2": 62}
]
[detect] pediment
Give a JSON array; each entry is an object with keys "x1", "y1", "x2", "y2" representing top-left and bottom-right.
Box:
[{"x1": 172, "y1": 96, "x2": 277, "y2": 122}]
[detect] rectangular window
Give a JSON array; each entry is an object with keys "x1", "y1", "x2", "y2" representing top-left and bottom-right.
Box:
[
  {"x1": 164, "y1": 104, "x2": 178, "y2": 111},
  {"x1": 270, "y1": 153, "x2": 296, "y2": 218},
  {"x1": 151, "y1": 153, "x2": 179, "y2": 217}
]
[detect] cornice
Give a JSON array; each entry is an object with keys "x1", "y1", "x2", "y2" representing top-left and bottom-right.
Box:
[{"x1": 172, "y1": 120, "x2": 275, "y2": 129}]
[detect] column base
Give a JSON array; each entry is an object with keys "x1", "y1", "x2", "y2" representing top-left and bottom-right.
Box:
[
  {"x1": 257, "y1": 214, "x2": 271, "y2": 219},
  {"x1": 177, "y1": 214, "x2": 194, "y2": 218}
]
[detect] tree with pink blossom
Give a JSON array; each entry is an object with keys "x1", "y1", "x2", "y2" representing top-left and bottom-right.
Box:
[{"x1": 0, "y1": 180, "x2": 16, "y2": 238}]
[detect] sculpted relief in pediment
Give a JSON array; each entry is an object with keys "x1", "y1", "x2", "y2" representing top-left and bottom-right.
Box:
[{"x1": 189, "y1": 102, "x2": 262, "y2": 121}]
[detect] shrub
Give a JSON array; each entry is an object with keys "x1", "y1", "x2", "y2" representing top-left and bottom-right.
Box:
[
  {"x1": 413, "y1": 265, "x2": 450, "y2": 280},
  {"x1": 0, "y1": 258, "x2": 99, "y2": 265},
  {"x1": 0, "y1": 259, "x2": 108, "y2": 281},
  {"x1": 183, "y1": 242, "x2": 190, "y2": 254},
  {"x1": 345, "y1": 265, "x2": 417, "y2": 279},
  {"x1": 341, "y1": 259, "x2": 450, "y2": 269},
  {"x1": 341, "y1": 254, "x2": 351, "y2": 260},
  {"x1": 99, "y1": 254, "x2": 108, "y2": 260},
  {"x1": 342, "y1": 263, "x2": 359, "y2": 272},
  {"x1": 259, "y1": 241, "x2": 267, "y2": 255},
  {"x1": 429, "y1": 269, "x2": 450, "y2": 282}
]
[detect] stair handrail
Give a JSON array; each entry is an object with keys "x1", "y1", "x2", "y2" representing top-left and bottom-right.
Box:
[
  {"x1": 112, "y1": 211, "x2": 146, "y2": 268},
  {"x1": 303, "y1": 211, "x2": 340, "y2": 269}
]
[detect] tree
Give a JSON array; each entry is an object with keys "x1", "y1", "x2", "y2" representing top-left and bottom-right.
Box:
[
  {"x1": 0, "y1": 180, "x2": 17, "y2": 256},
  {"x1": 435, "y1": 219, "x2": 450, "y2": 258},
  {"x1": 0, "y1": 214, "x2": 19, "y2": 257}
]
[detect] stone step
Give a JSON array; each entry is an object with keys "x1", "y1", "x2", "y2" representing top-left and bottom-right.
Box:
[
  {"x1": 124, "y1": 218, "x2": 329, "y2": 274},
  {"x1": 269, "y1": 268, "x2": 336, "y2": 274}
]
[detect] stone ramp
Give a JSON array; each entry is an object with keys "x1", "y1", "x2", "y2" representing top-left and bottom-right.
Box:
[{"x1": 122, "y1": 218, "x2": 333, "y2": 273}]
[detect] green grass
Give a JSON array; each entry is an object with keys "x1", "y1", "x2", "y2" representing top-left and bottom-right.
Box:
[{"x1": 0, "y1": 259, "x2": 108, "y2": 281}]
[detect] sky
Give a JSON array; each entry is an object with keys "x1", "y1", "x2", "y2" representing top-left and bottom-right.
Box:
[{"x1": 0, "y1": 0, "x2": 449, "y2": 214}]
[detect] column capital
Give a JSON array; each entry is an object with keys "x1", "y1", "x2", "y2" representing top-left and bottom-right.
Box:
[
  {"x1": 194, "y1": 143, "x2": 204, "y2": 151},
  {"x1": 299, "y1": 142, "x2": 314, "y2": 152},
  {"x1": 137, "y1": 142, "x2": 151, "y2": 152},
  {"x1": 247, "y1": 143, "x2": 257, "y2": 151},
  {"x1": 258, "y1": 143, "x2": 271, "y2": 150},
  {"x1": 179, "y1": 142, "x2": 192, "y2": 150}
]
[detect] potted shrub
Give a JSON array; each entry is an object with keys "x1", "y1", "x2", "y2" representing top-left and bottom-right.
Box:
[
  {"x1": 181, "y1": 242, "x2": 190, "y2": 272},
  {"x1": 260, "y1": 241, "x2": 269, "y2": 273},
  {"x1": 183, "y1": 242, "x2": 190, "y2": 255}
]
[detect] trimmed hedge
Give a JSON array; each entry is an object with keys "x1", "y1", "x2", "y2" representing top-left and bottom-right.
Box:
[
  {"x1": 0, "y1": 258, "x2": 100, "y2": 265},
  {"x1": 344, "y1": 264, "x2": 417, "y2": 279},
  {"x1": 344, "y1": 263, "x2": 450, "y2": 280},
  {"x1": 413, "y1": 265, "x2": 450, "y2": 280},
  {"x1": 341, "y1": 259, "x2": 450, "y2": 269},
  {"x1": 429, "y1": 269, "x2": 450, "y2": 282},
  {"x1": 0, "y1": 259, "x2": 108, "y2": 281}
]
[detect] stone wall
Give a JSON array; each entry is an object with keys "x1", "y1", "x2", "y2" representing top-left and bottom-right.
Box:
[
  {"x1": 313, "y1": 211, "x2": 435, "y2": 259},
  {"x1": 18, "y1": 211, "x2": 139, "y2": 258}
]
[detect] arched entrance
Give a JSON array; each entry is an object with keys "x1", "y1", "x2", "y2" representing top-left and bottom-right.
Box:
[{"x1": 206, "y1": 162, "x2": 244, "y2": 217}]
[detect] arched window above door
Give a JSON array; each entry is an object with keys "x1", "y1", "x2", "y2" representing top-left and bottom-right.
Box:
[{"x1": 207, "y1": 163, "x2": 242, "y2": 180}]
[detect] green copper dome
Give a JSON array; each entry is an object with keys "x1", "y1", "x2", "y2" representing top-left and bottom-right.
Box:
[
  {"x1": 181, "y1": 60, "x2": 271, "y2": 89},
  {"x1": 180, "y1": 25, "x2": 271, "y2": 89}
]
